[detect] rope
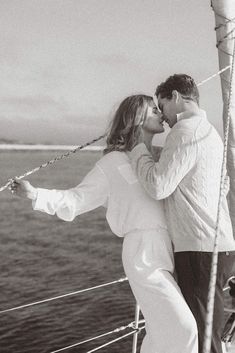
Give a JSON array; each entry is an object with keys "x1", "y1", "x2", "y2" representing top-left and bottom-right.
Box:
[
  {"x1": 215, "y1": 16, "x2": 235, "y2": 31},
  {"x1": 210, "y1": 4, "x2": 235, "y2": 49},
  {"x1": 0, "y1": 67, "x2": 233, "y2": 194},
  {"x1": 1, "y1": 33, "x2": 234, "y2": 353},
  {"x1": 86, "y1": 326, "x2": 145, "y2": 353},
  {"x1": 50, "y1": 320, "x2": 145, "y2": 353},
  {"x1": 202, "y1": 12, "x2": 235, "y2": 353},
  {"x1": 0, "y1": 277, "x2": 127, "y2": 314},
  {"x1": 0, "y1": 134, "x2": 106, "y2": 193}
]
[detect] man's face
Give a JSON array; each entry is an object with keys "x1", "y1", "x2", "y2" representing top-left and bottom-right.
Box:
[{"x1": 157, "y1": 95, "x2": 178, "y2": 128}]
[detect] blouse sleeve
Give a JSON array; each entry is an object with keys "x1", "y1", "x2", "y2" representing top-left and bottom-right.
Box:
[{"x1": 32, "y1": 164, "x2": 109, "y2": 221}]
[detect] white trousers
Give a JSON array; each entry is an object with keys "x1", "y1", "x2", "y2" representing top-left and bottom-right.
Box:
[{"x1": 122, "y1": 229, "x2": 198, "y2": 353}]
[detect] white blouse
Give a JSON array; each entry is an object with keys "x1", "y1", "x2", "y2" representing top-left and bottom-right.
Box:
[{"x1": 33, "y1": 151, "x2": 167, "y2": 237}]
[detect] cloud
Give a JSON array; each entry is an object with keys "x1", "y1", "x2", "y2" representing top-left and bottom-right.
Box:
[
  {"x1": 0, "y1": 112, "x2": 105, "y2": 145},
  {"x1": 0, "y1": 95, "x2": 68, "y2": 120},
  {"x1": 0, "y1": 95, "x2": 107, "y2": 144},
  {"x1": 62, "y1": 113, "x2": 107, "y2": 127}
]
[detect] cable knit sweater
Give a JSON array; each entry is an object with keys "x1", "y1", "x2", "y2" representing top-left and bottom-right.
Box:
[{"x1": 130, "y1": 110, "x2": 235, "y2": 252}]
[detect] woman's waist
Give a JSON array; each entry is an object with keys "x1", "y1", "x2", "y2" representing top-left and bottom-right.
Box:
[
  {"x1": 123, "y1": 226, "x2": 168, "y2": 239},
  {"x1": 107, "y1": 203, "x2": 166, "y2": 225},
  {"x1": 122, "y1": 227, "x2": 174, "y2": 272},
  {"x1": 108, "y1": 218, "x2": 167, "y2": 237}
]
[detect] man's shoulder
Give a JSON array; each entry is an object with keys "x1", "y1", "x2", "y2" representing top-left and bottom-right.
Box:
[
  {"x1": 169, "y1": 114, "x2": 211, "y2": 140},
  {"x1": 175, "y1": 113, "x2": 203, "y2": 130},
  {"x1": 166, "y1": 115, "x2": 222, "y2": 151}
]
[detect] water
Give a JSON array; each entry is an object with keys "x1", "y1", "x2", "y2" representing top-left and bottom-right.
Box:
[
  {"x1": 0, "y1": 150, "x2": 234, "y2": 353},
  {"x1": 0, "y1": 150, "x2": 139, "y2": 353}
]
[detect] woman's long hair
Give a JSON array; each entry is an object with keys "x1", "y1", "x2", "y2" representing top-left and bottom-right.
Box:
[{"x1": 104, "y1": 94, "x2": 153, "y2": 154}]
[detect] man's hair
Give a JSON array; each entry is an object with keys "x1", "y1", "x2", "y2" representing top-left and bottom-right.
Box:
[{"x1": 156, "y1": 74, "x2": 199, "y2": 105}]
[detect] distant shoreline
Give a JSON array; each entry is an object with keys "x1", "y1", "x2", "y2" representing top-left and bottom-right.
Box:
[{"x1": 0, "y1": 144, "x2": 104, "y2": 151}]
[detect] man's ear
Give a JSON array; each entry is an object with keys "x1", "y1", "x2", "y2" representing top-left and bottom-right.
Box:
[{"x1": 172, "y1": 90, "x2": 179, "y2": 102}]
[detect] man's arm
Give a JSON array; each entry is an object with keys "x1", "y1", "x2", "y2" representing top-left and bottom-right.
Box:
[{"x1": 130, "y1": 128, "x2": 197, "y2": 200}]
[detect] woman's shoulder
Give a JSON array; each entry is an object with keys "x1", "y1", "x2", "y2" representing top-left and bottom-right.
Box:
[{"x1": 97, "y1": 150, "x2": 128, "y2": 168}]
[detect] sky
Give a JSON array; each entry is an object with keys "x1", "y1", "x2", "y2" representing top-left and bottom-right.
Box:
[{"x1": 0, "y1": 0, "x2": 224, "y2": 145}]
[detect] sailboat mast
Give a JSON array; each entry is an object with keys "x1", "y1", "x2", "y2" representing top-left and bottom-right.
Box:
[{"x1": 211, "y1": 0, "x2": 235, "y2": 234}]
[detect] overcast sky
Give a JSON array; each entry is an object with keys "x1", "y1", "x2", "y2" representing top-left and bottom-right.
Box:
[{"x1": 0, "y1": 0, "x2": 224, "y2": 145}]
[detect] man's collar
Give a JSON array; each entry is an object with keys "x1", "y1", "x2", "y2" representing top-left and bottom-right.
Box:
[{"x1": 176, "y1": 109, "x2": 206, "y2": 122}]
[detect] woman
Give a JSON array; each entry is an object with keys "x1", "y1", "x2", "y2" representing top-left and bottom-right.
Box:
[{"x1": 9, "y1": 95, "x2": 198, "y2": 353}]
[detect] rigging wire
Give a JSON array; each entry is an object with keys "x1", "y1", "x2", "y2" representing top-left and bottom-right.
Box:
[
  {"x1": 0, "y1": 277, "x2": 127, "y2": 314},
  {"x1": 0, "y1": 66, "x2": 233, "y2": 194},
  {"x1": 85, "y1": 326, "x2": 145, "y2": 353},
  {"x1": 197, "y1": 65, "x2": 231, "y2": 86},
  {"x1": 202, "y1": 5, "x2": 235, "y2": 352},
  {"x1": 1, "y1": 34, "x2": 235, "y2": 353},
  {"x1": 50, "y1": 320, "x2": 145, "y2": 353},
  {"x1": 0, "y1": 134, "x2": 106, "y2": 193}
]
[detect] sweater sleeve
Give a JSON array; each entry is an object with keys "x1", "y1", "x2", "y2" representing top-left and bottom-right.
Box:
[
  {"x1": 130, "y1": 128, "x2": 197, "y2": 200},
  {"x1": 32, "y1": 164, "x2": 109, "y2": 221}
]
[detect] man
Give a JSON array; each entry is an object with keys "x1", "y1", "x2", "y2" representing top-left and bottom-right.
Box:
[{"x1": 130, "y1": 74, "x2": 235, "y2": 353}]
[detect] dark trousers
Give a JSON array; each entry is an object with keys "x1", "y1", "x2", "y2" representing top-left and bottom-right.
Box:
[{"x1": 175, "y1": 251, "x2": 235, "y2": 353}]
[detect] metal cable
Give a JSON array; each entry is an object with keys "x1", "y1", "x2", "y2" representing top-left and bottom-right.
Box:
[
  {"x1": 0, "y1": 66, "x2": 234, "y2": 194},
  {"x1": 86, "y1": 326, "x2": 145, "y2": 353},
  {"x1": 0, "y1": 277, "x2": 127, "y2": 314},
  {"x1": 197, "y1": 65, "x2": 231, "y2": 86},
  {"x1": 50, "y1": 320, "x2": 145, "y2": 353},
  {"x1": 202, "y1": 6, "x2": 235, "y2": 352},
  {"x1": 0, "y1": 134, "x2": 106, "y2": 193}
]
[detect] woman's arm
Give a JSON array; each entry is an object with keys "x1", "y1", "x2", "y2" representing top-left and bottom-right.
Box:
[{"x1": 9, "y1": 164, "x2": 109, "y2": 221}]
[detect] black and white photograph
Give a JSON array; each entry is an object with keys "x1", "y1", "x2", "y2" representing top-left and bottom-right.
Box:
[{"x1": 0, "y1": 1, "x2": 235, "y2": 352}]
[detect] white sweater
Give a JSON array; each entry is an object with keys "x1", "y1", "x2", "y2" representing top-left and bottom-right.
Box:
[
  {"x1": 130, "y1": 110, "x2": 235, "y2": 252},
  {"x1": 33, "y1": 151, "x2": 167, "y2": 237}
]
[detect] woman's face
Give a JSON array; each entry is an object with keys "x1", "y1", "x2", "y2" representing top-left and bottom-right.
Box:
[{"x1": 143, "y1": 102, "x2": 165, "y2": 134}]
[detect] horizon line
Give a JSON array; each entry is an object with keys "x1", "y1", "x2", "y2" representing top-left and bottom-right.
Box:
[{"x1": 0, "y1": 144, "x2": 105, "y2": 151}]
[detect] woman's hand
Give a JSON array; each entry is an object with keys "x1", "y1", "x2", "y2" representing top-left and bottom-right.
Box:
[{"x1": 8, "y1": 179, "x2": 38, "y2": 200}]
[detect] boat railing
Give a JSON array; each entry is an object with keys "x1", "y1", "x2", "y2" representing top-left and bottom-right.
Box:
[
  {"x1": 1, "y1": 66, "x2": 235, "y2": 353},
  {"x1": 0, "y1": 276, "x2": 145, "y2": 353},
  {"x1": 1, "y1": 275, "x2": 234, "y2": 352}
]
